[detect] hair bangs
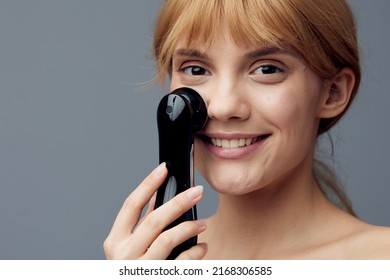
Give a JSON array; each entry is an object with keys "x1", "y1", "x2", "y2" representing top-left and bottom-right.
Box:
[
  {"x1": 167, "y1": 1, "x2": 224, "y2": 53},
  {"x1": 224, "y1": 0, "x2": 290, "y2": 49},
  {"x1": 172, "y1": 1, "x2": 294, "y2": 51}
]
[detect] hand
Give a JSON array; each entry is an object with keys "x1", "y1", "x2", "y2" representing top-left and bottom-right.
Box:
[{"x1": 103, "y1": 163, "x2": 208, "y2": 260}]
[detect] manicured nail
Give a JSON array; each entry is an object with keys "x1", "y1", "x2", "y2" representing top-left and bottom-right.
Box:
[
  {"x1": 152, "y1": 162, "x2": 166, "y2": 177},
  {"x1": 186, "y1": 185, "x2": 203, "y2": 200}
]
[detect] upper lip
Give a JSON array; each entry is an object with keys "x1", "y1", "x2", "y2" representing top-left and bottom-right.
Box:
[{"x1": 200, "y1": 132, "x2": 271, "y2": 139}]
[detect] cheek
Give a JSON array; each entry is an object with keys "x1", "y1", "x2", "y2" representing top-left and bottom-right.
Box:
[
  {"x1": 254, "y1": 92, "x2": 303, "y2": 137},
  {"x1": 257, "y1": 85, "x2": 321, "y2": 167},
  {"x1": 169, "y1": 80, "x2": 178, "y2": 92},
  {"x1": 258, "y1": 83, "x2": 320, "y2": 136},
  {"x1": 169, "y1": 74, "x2": 185, "y2": 91}
]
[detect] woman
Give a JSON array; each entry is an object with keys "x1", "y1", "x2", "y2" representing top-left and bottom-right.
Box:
[{"x1": 104, "y1": 0, "x2": 390, "y2": 259}]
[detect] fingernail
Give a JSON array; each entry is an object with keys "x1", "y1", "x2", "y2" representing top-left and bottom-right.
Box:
[
  {"x1": 195, "y1": 219, "x2": 207, "y2": 228},
  {"x1": 186, "y1": 185, "x2": 203, "y2": 200},
  {"x1": 152, "y1": 162, "x2": 166, "y2": 177}
]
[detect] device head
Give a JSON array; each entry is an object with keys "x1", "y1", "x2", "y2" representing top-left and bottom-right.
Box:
[{"x1": 158, "y1": 87, "x2": 208, "y2": 133}]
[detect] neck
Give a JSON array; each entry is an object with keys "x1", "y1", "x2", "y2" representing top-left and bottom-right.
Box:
[{"x1": 202, "y1": 158, "x2": 333, "y2": 259}]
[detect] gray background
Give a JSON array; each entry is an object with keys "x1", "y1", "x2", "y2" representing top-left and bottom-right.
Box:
[{"x1": 0, "y1": 0, "x2": 389, "y2": 260}]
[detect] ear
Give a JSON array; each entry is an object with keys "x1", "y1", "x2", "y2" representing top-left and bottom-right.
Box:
[{"x1": 317, "y1": 67, "x2": 356, "y2": 119}]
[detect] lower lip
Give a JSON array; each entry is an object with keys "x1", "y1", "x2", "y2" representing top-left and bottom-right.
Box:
[{"x1": 201, "y1": 137, "x2": 269, "y2": 159}]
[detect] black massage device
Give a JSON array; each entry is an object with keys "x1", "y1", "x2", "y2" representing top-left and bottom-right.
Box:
[{"x1": 154, "y1": 87, "x2": 208, "y2": 259}]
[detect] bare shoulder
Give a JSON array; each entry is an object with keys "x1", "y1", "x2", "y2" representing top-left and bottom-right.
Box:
[
  {"x1": 307, "y1": 205, "x2": 390, "y2": 259},
  {"x1": 346, "y1": 223, "x2": 390, "y2": 259}
]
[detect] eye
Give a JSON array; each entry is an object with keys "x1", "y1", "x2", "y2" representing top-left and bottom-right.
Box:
[
  {"x1": 252, "y1": 65, "x2": 282, "y2": 75},
  {"x1": 249, "y1": 62, "x2": 287, "y2": 84},
  {"x1": 182, "y1": 66, "x2": 210, "y2": 76}
]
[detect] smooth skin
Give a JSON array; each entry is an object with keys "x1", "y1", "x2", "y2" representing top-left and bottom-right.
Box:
[{"x1": 104, "y1": 28, "x2": 390, "y2": 260}]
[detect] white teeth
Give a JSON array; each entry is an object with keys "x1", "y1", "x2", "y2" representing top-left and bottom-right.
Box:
[
  {"x1": 210, "y1": 137, "x2": 260, "y2": 148},
  {"x1": 230, "y1": 139, "x2": 239, "y2": 148},
  {"x1": 220, "y1": 139, "x2": 228, "y2": 148}
]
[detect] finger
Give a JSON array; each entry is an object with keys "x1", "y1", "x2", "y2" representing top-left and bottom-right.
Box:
[
  {"x1": 176, "y1": 242, "x2": 208, "y2": 260},
  {"x1": 138, "y1": 192, "x2": 157, "y2": 225},
  {"x1": 130, "y1": 185, "x2": 204, "y2": 254},
  {"x1": 145, "y1": 191, "x2": 157, "y2": 217},
  {"x1": 145, "y1": 219, "x2": 207, "y2": 259},
  {"x1": 108, "y1": 163, "x2": 167, "y2": 239}
]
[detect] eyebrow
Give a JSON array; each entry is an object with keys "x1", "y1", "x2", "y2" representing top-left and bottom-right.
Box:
[
  {"x1": 173, "y1": 48, "x2": 210, "y2": 60},
  {"x1": 173, "y1": 46, "x2": 294, "y2": 60},
  {"x1": 244, "y1": 47, "x2": 290, "y2": 58}
]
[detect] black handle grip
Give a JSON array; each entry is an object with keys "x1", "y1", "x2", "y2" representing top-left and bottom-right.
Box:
[{"x1": 154, "y1": 87, "x2": 207, "y2": 259}]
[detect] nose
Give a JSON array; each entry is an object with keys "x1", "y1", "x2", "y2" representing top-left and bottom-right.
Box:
[{"x1": 204, "y1": 80, "x2": 250, "y2": 122}]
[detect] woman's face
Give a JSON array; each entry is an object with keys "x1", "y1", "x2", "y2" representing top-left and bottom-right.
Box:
[{"x1": 170, "y1": 30, "x2": 330, "y2": 195}]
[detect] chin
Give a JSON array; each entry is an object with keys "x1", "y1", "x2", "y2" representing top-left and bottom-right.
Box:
[
  {"x1": 199, "y1": 165, "x2": 269, "y2": 196},
  {"x1": 194, "y1": 139, "x2": 276, "y2": 195}
]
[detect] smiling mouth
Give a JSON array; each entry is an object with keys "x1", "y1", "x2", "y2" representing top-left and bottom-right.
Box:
[{"x1": 200, "y1": 135, "x2": 270, "y2": 149}]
